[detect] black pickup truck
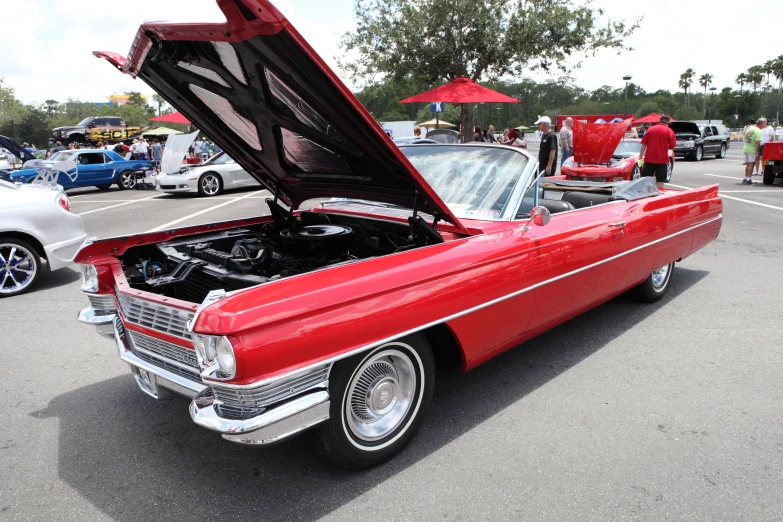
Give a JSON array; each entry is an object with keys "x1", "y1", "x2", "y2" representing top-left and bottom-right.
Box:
[
  {"x1": 672, "y1": 122, "x2": 731, "y2": 161},
  {"x1": 51, "y1": 116, "x2": 147, "y2": 145}
]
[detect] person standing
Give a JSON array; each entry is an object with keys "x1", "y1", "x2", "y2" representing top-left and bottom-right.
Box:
[
  {"x1": 140, "y1": 138, "x2": 150, "y2": 160},
  {"x1": 485, "y1": 125, "x2": 496, "y2": 143},
  {"x1": 742, "y1": 118, "x2": 762, "y2": 184},
  {"x1": 151, "y1": 139, "x2": 163, "y2": 172},
  {"x1": 130, "y1": 139, "x2": 140, "y2": 160},
  {"x1": 534, "y1": 116, "x2": 558, "y2": 176},
  {"x1": 52, "y1": 141, "x2": 65, "y2": 153},
  {"x1": 758, "y1": 118, "x2": 775, "y2": 175},
  {"x1": 413, "y1": 126, "x2": 422, "y2": 138},
  {"x1": 193, "y1": 139, "x2": 203, "y2": 159},
  {"x1": 638, "y1": 115, "x2": 676, "y2": 189},
  {"x1": 559, "y1": 117, "x2": 574, "y2": 167},
  {"x1": 498, "y1": 129, "x2": 510, "y2": 144}
]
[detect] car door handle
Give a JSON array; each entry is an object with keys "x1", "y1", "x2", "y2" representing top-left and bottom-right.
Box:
[{"x1": 609, "y1": 222, "x2": 626, "y2": 229}]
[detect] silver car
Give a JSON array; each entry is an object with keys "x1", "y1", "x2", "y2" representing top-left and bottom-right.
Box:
[
  {"x1": 0, "y1": 180, "x2": 86, "y2": 297},
  {"x1": 154, "y1": 152, "x2": 259, "y2": 196}
]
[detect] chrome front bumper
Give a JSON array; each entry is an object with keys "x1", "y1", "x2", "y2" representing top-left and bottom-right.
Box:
[{"x1": 81, "y1": 306, "x2": 331, "y2": 445}]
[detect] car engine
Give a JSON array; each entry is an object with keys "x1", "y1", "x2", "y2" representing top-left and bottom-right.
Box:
[{"x1": 120, "y1": 212, "x2": 418, "y2": 303}]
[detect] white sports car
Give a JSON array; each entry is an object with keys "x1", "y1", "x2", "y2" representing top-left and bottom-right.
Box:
[
  {"x1": 155, "y1": 152, "x2": 259, "y2": 196},
  {"x1": 0, "y1": 180, "x2": 87, "y2": 297}
]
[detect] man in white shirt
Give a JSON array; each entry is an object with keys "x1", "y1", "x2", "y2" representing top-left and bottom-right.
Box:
[
  {"x1": 130, "y1": 139, "x2": 141, "y2": 160},
  {"x1": 759, "y1": 118, "x2": 775, "y2": 175}
]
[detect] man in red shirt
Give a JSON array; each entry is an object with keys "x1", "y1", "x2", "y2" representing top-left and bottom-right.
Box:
[{"x1": 638, "y1": 115, "x2": 676, "y2": 188}]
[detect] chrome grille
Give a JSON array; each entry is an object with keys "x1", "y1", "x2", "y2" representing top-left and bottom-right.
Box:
[
  {"x1": 126, "y1": 329, "x2": 201, "y2": 382},
  {"x1": 87, "y1": 293, "x2": 117, "y2": 314},
  {"x1": 212, "y1": 365, "x2": 330, "y2": 420},
  {"x1": 117, "y1": 292, "x2": 194, "y2": 340}
]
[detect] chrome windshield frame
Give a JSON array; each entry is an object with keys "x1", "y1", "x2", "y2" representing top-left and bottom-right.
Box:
[{"x1": 398, "y1": 143, "x2": 537, "y2": 222}]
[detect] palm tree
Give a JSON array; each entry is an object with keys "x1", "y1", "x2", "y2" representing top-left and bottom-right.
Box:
[
  {"x1": 735, "y1": 72, "x2": 748, "y2": 94},
  {"x1": 699, "y1": 73, "x2": 713, "y2": 118},
  {"x1": 763, "y1": 60, "x2": 774, "y2": 102},
  {"x1": 747, "y1": 66, "x2": 763, "y2": 93},
  {"x1": 151, "y1": 94, "x2": 166, "y2": 117},
  {"x1": 773, "y1": 55, "x2": 783, "y2": 123},
  {"x1": 683, "y1": 68, "x2": 696, "y2": 106},
  {"x1": 678, "y1": 74, "x2": 689, "y2": 104}
]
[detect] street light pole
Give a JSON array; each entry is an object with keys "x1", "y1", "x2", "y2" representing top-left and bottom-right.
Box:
[
  {"x1": 708, "y1": 86, "x2": 717, "y2": 123},
  {"x1": 734, "y1": 94, "x2": 742, "y2": 122},
  {"x1": 623, "y1": 75, "x2": 632, "y2": 119}
]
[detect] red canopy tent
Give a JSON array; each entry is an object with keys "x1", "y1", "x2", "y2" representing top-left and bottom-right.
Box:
[
  {"x1": 632, "y1": 113, "x2": 675, "y2": 125},
  {"x1": 149, "y1": 111, "x2": 191, "y2": 125}
]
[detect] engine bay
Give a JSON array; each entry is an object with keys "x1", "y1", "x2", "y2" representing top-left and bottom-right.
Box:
[{"x1": 119, "y1": 211, "x2": 436, "y2": 303}]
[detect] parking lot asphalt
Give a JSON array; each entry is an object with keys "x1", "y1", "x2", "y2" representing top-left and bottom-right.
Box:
[{"x1": 1, "y1": 148, "x2": 782, "y2": 521}]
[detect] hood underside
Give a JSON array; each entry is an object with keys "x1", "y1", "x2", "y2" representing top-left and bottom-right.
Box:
[
  {"x1": 93, "y1": 0, "x2": 466, "y2": 232},
  {"x1": 669, "y1": 122, "x2": 701, "y2": 135},
  {"x1": 571, "y1": 118, "x2": 631, "y2": 165}
]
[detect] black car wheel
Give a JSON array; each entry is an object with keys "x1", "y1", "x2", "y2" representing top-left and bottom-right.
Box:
[
  {"x1": 117, "y1": 170, "x2": 135, "y2": 190},
  {"x1": 694, "y1": 145, "x2": 703, "y2": 161},
  {"x1": 317, "y1": 334, "x2": 435, "y2": 469},
  {"x1": 631, "y1": 262, "x2": 675, "y2": 303},
  {"x1": 97, "y1": 184, "x2": 112, "y2": 190},
  {"x1": 0, "y1": 238, "x2": 41, "y2": 298},
  {"x1": 716, "y1": 144, "x2": 726, "y2": 159},
  {"x1": 763, "y1": 166, "x2": 776, "y2": 185}
]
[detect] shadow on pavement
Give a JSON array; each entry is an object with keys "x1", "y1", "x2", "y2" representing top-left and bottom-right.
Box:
[
  {"x1": 31, "y1": 266, "x2": 81, "y2": 294},
  {"x1": 34, "y1": 267, "x2": 708, "y2": 521}
]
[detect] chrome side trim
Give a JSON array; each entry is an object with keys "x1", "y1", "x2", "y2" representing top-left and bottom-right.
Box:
[{"x1": 213, "y1": 213, "x2": 723, "y2": 390}]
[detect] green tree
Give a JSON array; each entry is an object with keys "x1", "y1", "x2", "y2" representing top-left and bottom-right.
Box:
[
  {"x1": 673, "y1": 105, "x2": 701, "y2": 121},
  {"x1": 699, "y1": 73, "x2": 713, "y2": 118},
  {"x1": 634, "y1": 101, "x2": 662, "y2": 118},
  {"x1": 746, "y1": 66, "x2": 763, "y2": 93},
  {"x1": 680, "y1": 68, "x2": 695, "y2": 105},
  {"x1": 125, "y1": 91, "x2": 148, "y2": 106},
  {"x1": 735, "y1": 73, "x2": 747, "y2": 94},
  {"x1": 151, "y1": 94, "x2": 166, "y2": 116},
  {"x1": 0, "y1": 78, "x2": 29, "y2": 129},
  {"x1": 340, "y1": 0, "x2": 640, "y2": 141}
]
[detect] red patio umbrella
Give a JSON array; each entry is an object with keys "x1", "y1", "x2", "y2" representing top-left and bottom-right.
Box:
[
  {"x1": 149, "y1": 111, "x2": 191, "y2": 125},
  {"x1": 399, "y1": 78, "x2": 518, "y2": 141},
  {"x1": 399, "y1": 78, "x2": 520, "y2": 104},
  {"x1": 632, "y1": 113, "x2": 675, "y2": 125}
]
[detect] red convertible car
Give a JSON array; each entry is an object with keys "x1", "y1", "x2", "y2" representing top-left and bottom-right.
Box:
[
  {"x1": 561, "y1": 120, "x2": 674, "y2": 183},
  {"x1": 78, "y1": 0, "x2": 722, "y2": 468}
]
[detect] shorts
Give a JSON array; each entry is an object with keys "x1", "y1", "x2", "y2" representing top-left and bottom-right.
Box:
[
  {"x1": 642, "y1": 162, "x2": 668, "y2": 183},
  {"x1": 743, "y1": 153, "x2": 757, "y2": 164}
]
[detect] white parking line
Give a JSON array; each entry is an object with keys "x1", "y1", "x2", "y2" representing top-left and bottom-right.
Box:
[
  {"x1": 79, "y1": 195, "x2": 160, "y2": 215},
  {"x1": 667, "y1": 183, "x2": 783, "y2": 211},
  {"x1": 703, "y1": 173, "x2": 761, "y2": 184},
  {"x1": 147, "y1": 190, "x2": 261, "y2": 232}
]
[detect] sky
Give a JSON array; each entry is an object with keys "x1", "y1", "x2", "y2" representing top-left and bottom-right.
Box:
[{"x1": 2, "y1": 0, "x2": 782, "y2": 106}]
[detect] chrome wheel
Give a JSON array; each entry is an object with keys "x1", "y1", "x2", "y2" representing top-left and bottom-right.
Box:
[
  {"x1": 719, "y1": 144, "x2": 726, "y2": 158},
  {"x1": 666, "y1": 161, "x2": 673, "y2": 182},
  {"x1": 631, "y1": 166, "x2": 640, "y2": 180},
  {"x1": 651, "y1": 264, "x2": 670, "y2": 290},
  {"x1": 200, "y1": 173, "x2": 221, "y2": 196},
  {"x1": 345, "y1": 349, "x2": 416, "y2": 442},
  {"x1": 118, "y1": 170, "x2": 136, "y2": 189},
  {"x1": 0, "y1": 243, "x2": 38, "y2": 296},
  {"x1": 695, "y1": 146, "x2": 703, "y2": 161}
]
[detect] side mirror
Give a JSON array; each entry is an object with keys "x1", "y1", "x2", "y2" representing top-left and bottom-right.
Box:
[
  {"x1": 521, "y1": 206, "x2": 550, "y2": 231},
  {"x1": 531, "y1": 206, "x2": 551, "y2": 227}
]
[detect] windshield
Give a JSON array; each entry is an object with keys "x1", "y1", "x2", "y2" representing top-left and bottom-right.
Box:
[
  {"x1": 612, "y1": 141, "x2": 641, "y2": 158},
  {"x1": 76, "y1": 118, "x2": 92, "y2": 127},
  {"x1": 49, "y1": 151, "x2": 78, "y2": 162},
  {"x1": 401, "y1": 145, "x2": 530, "y2": 220},
  {"x1": 205, "y1": 152, "x2": 234, "y2": 165}
]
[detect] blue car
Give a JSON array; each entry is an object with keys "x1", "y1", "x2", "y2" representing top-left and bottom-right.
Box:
[{"x1": 2, "y1": 149, "x2": 152, "y2": 190}]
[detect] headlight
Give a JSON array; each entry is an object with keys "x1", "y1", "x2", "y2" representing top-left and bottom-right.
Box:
[
  {"x1": 80, "y1": 264, "x2": 99, "y2": 292},
  {"x1": 193, "y1": 334, "x2": 236, "y2": 379}
]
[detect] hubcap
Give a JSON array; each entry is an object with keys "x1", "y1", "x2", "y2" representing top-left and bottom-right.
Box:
[
  {"x1": 345, "y1": 349, "x2": 416, "y2": 442},
  {"x1": 202, "y1": 175, "x2": 219, "y2": 195},
  {"x1": 652, "y1": 264, "x2": 670, "y2": 290},
  {"x1": 122, "y1": 172, "x2": 135, "y2": 188},
  {"x1": 696, "y1": 148, "x2": 702, "y2": 160},
  {"x1": 0, "y1": 244, "x2": 37, "y2": 295},
  {"x1": 666, "y1": 161, "x2": 672, "y2": 181}
]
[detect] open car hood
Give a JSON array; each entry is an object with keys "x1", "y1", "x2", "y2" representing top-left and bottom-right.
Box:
[
  {"x1": 0, "y1": 135, "x2": 36, "y2": 164},
  {"x1": 572, "y1": 118, "x2": 631, "y2": 165},
  {"x1": 92, "y1": 0, "x2": 467, "y2": 233},
  {"x1": 669, "y1": 122, "x2": 701, "y2": 136}
]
